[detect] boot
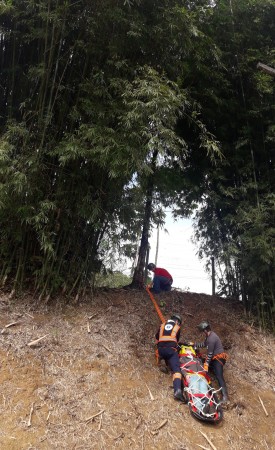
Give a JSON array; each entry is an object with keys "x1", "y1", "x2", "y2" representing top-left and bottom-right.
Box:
[
  {"x1": 221, "y1": 387, "x2": 229, "y2": 404},
  {"x1": 174, "y1": 389, "x2": 186, "y2": 403}
]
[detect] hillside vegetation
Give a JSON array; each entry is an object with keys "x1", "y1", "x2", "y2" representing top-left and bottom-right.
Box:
[{"x1": 0, "y1": 288, "x2": 274, "y2": 450}]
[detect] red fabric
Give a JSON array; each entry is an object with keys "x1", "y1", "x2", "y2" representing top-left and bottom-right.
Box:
[{"x1": 154, "y1": 267, "x2": 173, "y2": 281}]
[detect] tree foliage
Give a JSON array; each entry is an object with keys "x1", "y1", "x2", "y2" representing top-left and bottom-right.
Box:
[
  {"x1": 187, "y1": 0, "x2": 275, "y2": 328},
  {"x1": 0, "y1": 0, "x2": 274, "y2": 328},
  {"x1": 0, "y1": 0, "x2": 213, "y2": 296}
]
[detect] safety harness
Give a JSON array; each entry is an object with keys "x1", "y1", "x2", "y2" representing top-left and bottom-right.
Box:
[{"x1": 212, "y1": 352, "x2": 229, "y2": 365}]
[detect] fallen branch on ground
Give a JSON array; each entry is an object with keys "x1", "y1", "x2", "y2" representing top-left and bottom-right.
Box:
[
  {"x1": 102, "y1": 344, "x2": 112, "y2": 353},
  {"x1": 25, "y1": 313, "x2": 34, "y2": 319},
  {"x1": 27, "y1": 403, "x2": 34, "y2": 427},
  {"x1": 151, "y1": 419, "x2": 168, "y2": 435},
  {"x1": 88, "y1": 313, "x2": 98, "y2": 320},
  {"x1": 1, "y1": 321, "x2": 20, "y2": 333},
  {"x1": 258, "y1": 396, "x2": 269, "y2": 417},
  {"x1": 5, "y1": 321, "x2": 20, "y2": 328},
  {"x1": 145, "y1": 383, "x2": 154, "y2": 401},
  {"x1": 27, "y1": 334, "x2": 49, "y2": 347},
  {"x1": 199, "y1": 431, "x2": 217, "y2": 450},
  {"x1": 85, "y1": 409, "x2": 105, "y2": 423},
  {"x1": 114, "y1": 432, "x2": 124, "y2": 440},
  {"x1": 98, "y1": 412, "x2": 103, "y2": 431}
]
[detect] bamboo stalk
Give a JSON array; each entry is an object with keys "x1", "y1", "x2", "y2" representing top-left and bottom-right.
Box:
[{"x1": 257, "y1": 62, "x2": 275, "y2": 77}]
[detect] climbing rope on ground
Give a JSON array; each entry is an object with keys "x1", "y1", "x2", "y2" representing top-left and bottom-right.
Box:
[
  {"x1": 146, "y1": 285, "x2": 167, "y2": 366},
  {"x1": 145, "y1": 285, "x2": 166, "y2": 324}
]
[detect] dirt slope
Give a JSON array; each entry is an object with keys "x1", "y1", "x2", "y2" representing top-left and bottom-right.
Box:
[{"x1": 0, "y1": 288, "x2": 275, "y2": 450}]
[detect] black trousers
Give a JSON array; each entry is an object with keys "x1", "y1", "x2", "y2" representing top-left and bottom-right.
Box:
[
  {"x1": 210, "y1": 358, "x2": 227, "y2": 389},
  {"x1": 158, "y1": 346, "x2": 181, "y2": 391}
]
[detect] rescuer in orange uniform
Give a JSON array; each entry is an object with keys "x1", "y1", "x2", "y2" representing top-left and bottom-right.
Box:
[{"x1": 155, "y1": 314, "x2": 186, "y2": 402}]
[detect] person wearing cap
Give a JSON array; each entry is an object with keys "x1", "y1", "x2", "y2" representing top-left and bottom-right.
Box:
[
  {"x1": 147, "y1": 263, "x2": 173, "y2": 294},
  {"x1": 155, "y1": 314, "x2": 186, "y2": 402},
  {"x1": 193, "y1": 321, "x2": 229, "y2": 403}
]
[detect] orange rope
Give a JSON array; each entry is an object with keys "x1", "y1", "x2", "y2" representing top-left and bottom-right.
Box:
[{"x1": 146, "y1": 286, "x2": 166, "y2": 324}]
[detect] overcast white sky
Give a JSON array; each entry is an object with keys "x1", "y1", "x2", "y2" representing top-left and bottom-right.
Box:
[{"x1": 148, "y1": 213, "x2": 212, "y2": 294}]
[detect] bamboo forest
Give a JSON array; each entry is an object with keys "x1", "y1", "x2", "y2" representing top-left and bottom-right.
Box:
[{"x1": 0, "y1": 0, "x2": 274, "y2": 328}]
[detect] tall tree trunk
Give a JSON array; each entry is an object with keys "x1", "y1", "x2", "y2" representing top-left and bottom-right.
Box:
[
  {"x1": 155, "y1": 225, "x2": 160, "y2": 265},
  {"x1": 129, "y1": 149, "x2": 158, "y2": 289}
]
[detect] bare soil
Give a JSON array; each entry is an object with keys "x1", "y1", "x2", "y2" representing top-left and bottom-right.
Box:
[{"x1": 0, "y1": 288, "x2": 275, "y2": 450}]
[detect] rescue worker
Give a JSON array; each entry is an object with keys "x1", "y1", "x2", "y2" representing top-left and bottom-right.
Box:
[
  {"x1": 147, "y1": 263, "x2": 173, "y2": 293},
  {"x1": 155, "y1": 314, "x2": 186, "y2": 402},
  {"x1": 193, "y1": 321, "x2": 229, "y2": 404}
]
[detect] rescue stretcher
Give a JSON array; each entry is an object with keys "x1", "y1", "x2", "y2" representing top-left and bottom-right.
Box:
[{"x1": 179, "y1": 344, "x2": 223, "y2": 423}]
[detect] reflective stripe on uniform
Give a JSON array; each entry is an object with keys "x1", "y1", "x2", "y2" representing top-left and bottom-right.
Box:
[
  {"x1": 158, "y1": 322, "x2": 180, "y2": 343},
  {"x1": 173, "y1": 372, "x2": 182, "y2": 381}
]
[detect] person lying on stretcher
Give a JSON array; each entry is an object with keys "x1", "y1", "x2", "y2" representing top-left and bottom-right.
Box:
[{"x1": 178, "y1": 344, "x2": 211, "y2": 414}]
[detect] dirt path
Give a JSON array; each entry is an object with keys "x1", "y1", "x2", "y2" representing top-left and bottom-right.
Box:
[{"x1": 0, "y1": 289, "x2": 275, "y2": 449}]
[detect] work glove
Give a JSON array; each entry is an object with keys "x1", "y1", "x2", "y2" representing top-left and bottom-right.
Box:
[{"x1": 203, "y1": 362, "x2": 209, "y2": 372}]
